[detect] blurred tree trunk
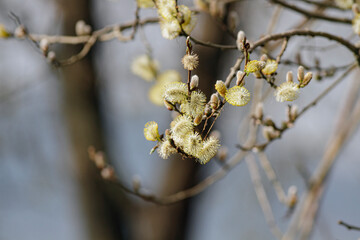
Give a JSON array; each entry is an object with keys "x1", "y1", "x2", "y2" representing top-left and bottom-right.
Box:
[{"x1": 55, "y1": 0, "x2": 125, "y2": 239}]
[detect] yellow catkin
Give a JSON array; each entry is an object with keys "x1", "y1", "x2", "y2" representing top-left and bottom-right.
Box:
[
  {"x1": 137, "y1": 0, "x2": 155, "y2": 8},
  {"x1": 157, "y1": 2, "x2": 196, "y2": 39},
  {"x1": 0, "y1": 24, "x2": 10, "y2": 38},
  {"x1": 244, "y1": 60, "x2": 266, "y2": 74},
  {"x1": 181, "y1": 90, "x2": 206, "y2": 118},
  {"x1": 144, "y1": 121, "x2": 160, "y2": 141},
  {"x1": 131, "y1": 55, "x2": 158, "y2": 81},
  {"x1": 225, "y1": 86, "x2": 250, "y2": 106},
  {"x1": 353, "y1": 14, "x2": 360, "y2": 35},
  {"x1": 262, "y1": 59, "x2": 278, "y2": 75},
  {"x1": 160, "y1": 19, "x2": 181, "y2": 40},
  {"x1": 170, "y1": 115, "x2": 194, "y2": 146},
  {"x1": 163, "y1": 82, "x2": 188, "y2": 104},
  {"x1": 158, "y1": 139, "x2": 177, "y2": 159},
  {"x1": 215, "y1": 80, "x2": 227, "y2": 97},
  {"x1": 197, "y1": 136, "x2": 220, "y2": 164},
  {"x1": 183, "y1": 132, "x2": 203, "y2": 156},
  {"x1": 275, "y1": 82, "x2": 300, "y2": 102},
  {"x1": 335, "y1": 0, "x2": 353, "y2": 9},
  {"x1": 181, "y1": 54, "x2": 199, "y2": 70},
  {"x1": 148, "y1": 70, "x2": 181, "y2": 106}
]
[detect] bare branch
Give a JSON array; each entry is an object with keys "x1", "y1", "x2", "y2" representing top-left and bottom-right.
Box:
[
  {"x1": 338, "y1": 220, "x2": 360, "y2": 231},
  {"x1": 238, "y1": 63, "x2": 357, "y2": 152},
  {"x1": 283, "y1": 69, "x2": 360, "y2": 240},
  {"x1": 269, "y1": 0, "x2": 352, "y2": 24},
  {"x1": 250, "y1": 30, "x2": 359, "y2": 63},
  {"x1": 246, "y1": 155, "x2": 283, "y2": 240},
  {"x1": 257, "y1": 151, "x2": 287, "y2": 205}
]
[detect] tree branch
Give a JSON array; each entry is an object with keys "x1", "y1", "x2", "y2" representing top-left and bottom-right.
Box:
[
  {"x1": 338, "y1": 220, "x2": 360, "y2": 231},
  {"x1": 250, "y1": 30, "x2": 359, "y2": 63},
  {"x1": 246, "y1": 155, "x2": 283, "y2": 240},
  {"x1": 269, "y1": 0, "x2": 352, "y2": 24}
]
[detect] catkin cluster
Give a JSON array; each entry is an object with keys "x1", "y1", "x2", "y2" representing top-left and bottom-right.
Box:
[
  {"x1": 139, "y1": 30, "x2": 314, "y2": 165},
  {"x1": 144, "y1": 77, "x2": 220, "y2": 164},
  {"x1": 137, "y1": 0, "x2": 197, "y2": 40}
]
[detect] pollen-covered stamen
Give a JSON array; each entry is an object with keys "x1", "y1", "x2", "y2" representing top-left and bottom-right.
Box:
[
  {"x1": 197, "y1": 136, "x2": 220, "y2": 164},
  {"x1": 183, "y1": 132, "x2": 203, "y2": 157},
  {"x1": 262, "y1": 59, "x2": 278, "y2": 75},
  {"x1": 215, "y1": 80, "x2": 227, "y2": 97},
  {"x1": 181, "y1": 90, "x2": 206, "y2": 118},
  {"x1": 131, "y1": 54, "x2": 159, "y2": 81},
  {"x1": 158, "y1": 139, "x2": 177, "y2": 159},
  {"x1": 244, "y1": 60, "x2": 266, "y2": 74},
  {"x1": 170, "y1": 115, "x2": 194, "y2": 146},
  {"x1": 275, "y1": 82, "x2": 300, "y2": 102},
  {"x1": 225, "y1": 86, "x2": 251, "y2": 107},
  {"x1": 144, "y1": 121, "x2": 161, "y2": 141},
  {"x1": 182, "y1": 53, "x2": 199, "y2": 70},
  {"x1": 136, "y1": 0, "x2": 155, "y2": 8},
  {"x1": 164, "y1": 82, "x2": 189, "y2": 104},
  {"x1": 160, "y1": 19, "x2": 181, "y2": 40}
]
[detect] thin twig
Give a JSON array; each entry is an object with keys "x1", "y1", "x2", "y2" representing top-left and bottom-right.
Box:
[
  {"x1": 107, "y1": 150, "x2": 248, "y2": 205},
  {"x1": 92, "y1": 55, "x2": 262, "y2": 205},
  {"x1": 187, "y1": 34, "x2": 237, "y2": 50},
  {"x1": 239, "y1": 63, "x2": 357, "y2": 151},
  {"x1": 297, "y1": 63, "x2": 357, "y2": 118},
  {"x1": 250, "y1": 30, "x2": 359, "y2": 63},
  {"x1": 270, "y1": 0, "x2": 352, "y2": 24},
  {"x1": 338, "y1": 220, "x2": 360, "y2": 231},
  {"x1": 257, "y1": 151, "x2": 287, "y2": 205},
  {"x1": 30, "y1": 17, "x2": 159, "y2": 44},
  {"x1": 276, "y1": 37, "x2": 288, "y2": 63},
  {"x1": 283, "y1": 69, "x2": 360, "y2": 240},
  {"x1": 294, "y1": 0, "x2": 345, "y2": 10},
  {"x1": 246, "y1": 155, "x2": 283, "y2": 240}
]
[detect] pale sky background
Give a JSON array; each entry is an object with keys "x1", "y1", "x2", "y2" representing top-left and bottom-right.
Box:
[{"x1": 0, "y1": 0, "x2": 359, "y2": 239}]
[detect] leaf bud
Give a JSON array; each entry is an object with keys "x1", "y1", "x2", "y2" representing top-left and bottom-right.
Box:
[
  {"x1": 254, "y1": 103, "x2": 264, "y2": 120},
  {"x1": 164, "y1": 100, "x2": 174, "y2": 111},
  {"x1": 236, "y1": 70, "x2": 246, "y2": 86},
  {"x1": 297, "y1": 66, "x2": 305, "y2": 83},
  {"x1": 260, "y1": 54, "x2": 268, "y2": 62},
  {"x1": 287, "y1": 185, "x2": 298, "y2": 208},
  {"x1": 101, "y1": 166, "x2": 115, "y2": 180},
  {"x1": 39, "y1": 38, "x2": 49, "y2": 53},
  {"x1": 217, "y1": 146, "x2": 228, "y2": 162},
  {"x1": 204, "y1": 104, "x2": 212, "y2": 116},
  {"x1": 194, "y1": 114, "x2": 203, "y2": 126},
  {"x1": 75, "y1": 20, "x2": 92, "y2": 36},
  {"x1": 301, "y1": 72, "x2": 313, "y2": 87},
  {"x1": 215, "y1": 80, "x2": 227, "y2": 97},
  {"x1": 287, "y1": 105, "x2": 298, "y2": 122},
  {"x1": 47, "y1": 51, "x2": 56, "y2": 63},
  {"x1": 210, "y1": 93, "x2": 219, "y2": 109},
  {"x1": 236, "y1": 30, "x2": 246, "y2": 50},
  {"x1": 14, "y1": 25, "x2": 26, "y2": 38},
  {"x1": 182, "y1": 53, "x2": 199, "y2": 70},
  {"x1": 262, "y1": 126, "x2": 280, "y2": 141},
  {"x1": 190, "y1": 75, "x2": 199, "y2": 90},
  {"x1": 286, "y1": 71, "x2": 293, "y2": 83},
  {"x1": 93, "y1": 152, "x2": 106, "y2": 169}
]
